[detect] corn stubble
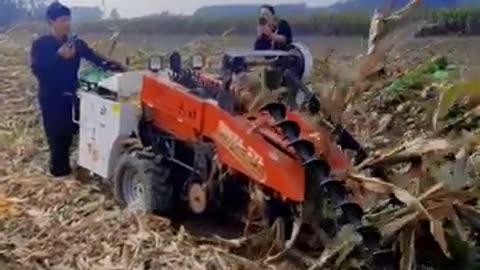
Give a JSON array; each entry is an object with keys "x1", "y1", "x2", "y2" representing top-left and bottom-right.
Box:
[{"x1": 1, "y1": 9, "x2": 480, "y2": 268}]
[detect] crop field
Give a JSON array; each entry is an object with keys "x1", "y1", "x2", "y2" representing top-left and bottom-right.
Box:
[
  {"x1": 83, "y1": 34, "x2": 480, "y2": 64},
  {"x1": 1, "y1": 30, "x2": 480, "y2": 270}
]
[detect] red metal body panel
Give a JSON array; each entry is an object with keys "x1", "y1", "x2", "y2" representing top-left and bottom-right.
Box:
[{"x1": 141, "y1": 74, "x2": 305, "y2": 202}]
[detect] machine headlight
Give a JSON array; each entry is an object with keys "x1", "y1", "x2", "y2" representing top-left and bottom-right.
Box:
[
  {"x1": 148, "y1": 55, "x2": 164, "y2": 72},
  {"x1": 192, "y1": 55, "x2": 205, "y2": 69}
]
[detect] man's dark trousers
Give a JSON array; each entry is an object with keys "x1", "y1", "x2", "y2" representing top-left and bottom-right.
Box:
[{"x1": 39, "y1": 94, "x2": 78, "y2": 177}]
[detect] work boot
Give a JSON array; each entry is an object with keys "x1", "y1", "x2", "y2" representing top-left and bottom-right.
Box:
[
  {"x1": 73, "y1": 165, "x2": 91, "y2": 183},
  {"x1": 49, "y1": 165, "x2": 72, "y2": 179}
]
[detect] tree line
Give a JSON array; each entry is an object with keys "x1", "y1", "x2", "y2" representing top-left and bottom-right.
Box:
[
  {"x1": 425, "y1": 8, "x2": 480, "y2": 35},
  {"x1": 73, "y1": 7, "x2": 480, "y2": 37},
  {"x1": 2, "y1": 2, "x2": 480, "y2": 37},
  {"x1": 0, "y1": 0, "x2": 47, "y2": 29}
]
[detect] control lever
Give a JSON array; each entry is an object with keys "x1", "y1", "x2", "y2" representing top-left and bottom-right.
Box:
[
  {"x1": 170, "y1": 52, "x2": 182, "y2": 73},
  {"x1": 283, "y1": 69, "x2": 319, "y2": 113},
  {"x1": 333, "y1": 125, "x2": 368, "y2": 165}
]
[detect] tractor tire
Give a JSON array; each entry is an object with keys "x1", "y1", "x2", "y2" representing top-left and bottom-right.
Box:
[{"x1": 112, "y1": 153, "x2": 174, "y2": 215}]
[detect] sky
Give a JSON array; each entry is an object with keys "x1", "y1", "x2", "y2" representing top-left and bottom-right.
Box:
[{"x1": 59, "y1": 0, "x2": 338, "y2": 18}]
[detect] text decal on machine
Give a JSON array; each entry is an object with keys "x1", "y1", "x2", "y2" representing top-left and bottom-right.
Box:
[{"x1": 212, "y1": 121, "x2": 266, "y2": 181}]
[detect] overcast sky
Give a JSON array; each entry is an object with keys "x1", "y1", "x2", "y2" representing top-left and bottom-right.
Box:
[{"x1": 59, "y1": 0, "x2": 338, "y2": 18}]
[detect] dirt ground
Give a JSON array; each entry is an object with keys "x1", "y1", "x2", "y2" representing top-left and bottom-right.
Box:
[{"x1": 1, "y1": 32, "x2": 480, "y2": 269}]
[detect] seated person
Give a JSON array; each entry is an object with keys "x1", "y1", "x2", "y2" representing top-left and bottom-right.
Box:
[{"x1": 254, "y1": 5, "x2": 293, "y2": 51}]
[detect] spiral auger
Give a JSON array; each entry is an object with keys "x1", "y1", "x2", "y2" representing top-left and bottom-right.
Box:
[{"x1": 259, "y1": 102, "x2": 394, "y2": 269}]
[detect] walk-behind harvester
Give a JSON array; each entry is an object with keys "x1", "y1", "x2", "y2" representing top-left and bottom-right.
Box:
[{"x1": 75, "y1": 43, "x2": 392, "y2": 268}]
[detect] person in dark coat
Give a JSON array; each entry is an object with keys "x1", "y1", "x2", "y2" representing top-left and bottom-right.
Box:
[
  {"x1": 254, "y1": 5, "x2": 293, "y2": 51},
  {"x1": 30, "y1": 2, "x2": 125, "y2": 178}
]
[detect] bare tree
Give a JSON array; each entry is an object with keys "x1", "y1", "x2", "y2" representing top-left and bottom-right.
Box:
[
  {"x1": 0, "y1": 0, "x2": 24, "y2": 27},
  {"x1": 0, "y1": 0, "x2": 48, "y2": 27},
  {"x1": 367, "y1": 0, "x2": 422, "y2": 55},
  {"x1": 109, "y1": 8, "x2": 120, "y2": 20}
]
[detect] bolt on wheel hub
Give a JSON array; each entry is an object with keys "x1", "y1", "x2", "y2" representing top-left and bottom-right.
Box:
[{"x1": 188, "y1": 183, "x2": 207, "y2": 214}]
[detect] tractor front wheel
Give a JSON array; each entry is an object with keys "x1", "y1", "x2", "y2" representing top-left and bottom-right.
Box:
[{"x1": 112, "y1": 153, "x2": 174, "y2": 215}]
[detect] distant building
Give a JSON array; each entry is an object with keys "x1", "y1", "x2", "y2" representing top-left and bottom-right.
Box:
[{"x1": 70, "y1": 6, "x2": 103, "y2": 23}]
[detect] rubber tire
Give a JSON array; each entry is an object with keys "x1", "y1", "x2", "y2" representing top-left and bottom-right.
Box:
[{"x1": 112, "y1": 153, "x2": 174, "y2": 215}]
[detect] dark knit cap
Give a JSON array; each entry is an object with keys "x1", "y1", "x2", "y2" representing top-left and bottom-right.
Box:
[{"x1": 46, "y1": 2, "x2": 71, "y2": 21}]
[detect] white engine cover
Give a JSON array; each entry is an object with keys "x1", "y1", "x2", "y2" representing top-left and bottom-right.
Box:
[
  {"x1": 97, "y1": 71, "x2": 145, "y2": 97},
  {"x1": 77, "y1": 91, "x2": 139, "y2": 178}
]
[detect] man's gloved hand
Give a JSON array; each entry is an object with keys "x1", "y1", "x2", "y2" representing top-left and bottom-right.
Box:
[
  {"x1": 105, "y1": 60, "x2": 127, "y2": 72},
  {"x1": 57, "y1": 43, "x2": 76, "y2": 59}
]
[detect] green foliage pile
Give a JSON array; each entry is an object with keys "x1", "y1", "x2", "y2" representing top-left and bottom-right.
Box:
[{"x1": 386, "y1": 55, "x2": 458, "y2": 97}]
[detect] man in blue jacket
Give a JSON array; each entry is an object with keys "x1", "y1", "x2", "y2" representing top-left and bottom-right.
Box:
[{"x1": 30, "y1": 2, "x2": 125, "y2": 178}]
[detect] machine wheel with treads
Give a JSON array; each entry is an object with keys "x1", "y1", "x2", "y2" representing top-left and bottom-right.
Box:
[{"x1": 112, "y1": 152, "x2": 175, "y2": 215}]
